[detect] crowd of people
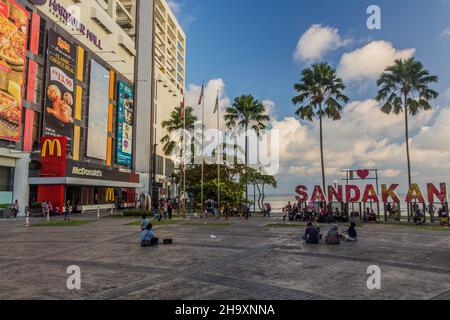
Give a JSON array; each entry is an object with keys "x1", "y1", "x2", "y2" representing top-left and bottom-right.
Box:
[
  {"x1": 282, "y1": 201, "x2": 356, "y2": 224},
  {"x1": 303, "y1": 221, "x2": 358, "y2": 244}
]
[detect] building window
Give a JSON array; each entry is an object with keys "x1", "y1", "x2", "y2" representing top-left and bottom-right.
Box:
[
  {"x1": 165, "y1": 158, "x2": 174, "y2": 177},
  {"x1": 155, "y1": 155, "x2": 164, "y2": 176},
  {"x1": 35, "y1": 63, "x2": 44, "y2": 107},
  {"x1": 38, "y1": 18, "x2": 46, "y2": 58},
  {"x1": 32, "y1": 111, "x2": 40, "y2": 151},
  {"x1": 0, "y1": 167, "x2": 13, "y2": 192}
]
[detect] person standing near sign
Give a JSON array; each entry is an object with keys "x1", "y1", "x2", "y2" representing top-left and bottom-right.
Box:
[{"x1": 64, "y1": 201, "x2": 72, "y2": 221}]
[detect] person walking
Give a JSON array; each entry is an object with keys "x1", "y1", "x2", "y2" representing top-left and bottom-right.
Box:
[
  {"x1": 12, "y1": 199, "x2": 19, "y2": 219},
  {"x1": 168, "y1": 199, "x2": 173, "y2": 220}
]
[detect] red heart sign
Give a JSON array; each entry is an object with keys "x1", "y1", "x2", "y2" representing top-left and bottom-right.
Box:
[{"x1": 357, "y1": 170, "x2": 370, "y2": 180}]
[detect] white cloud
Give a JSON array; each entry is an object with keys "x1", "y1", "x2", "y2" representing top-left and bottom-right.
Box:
[
  {"x1": 262, "y1": 99, "x2": 276, "y2": 117},
  {"x1": 166, "y1": 0, "x2": 198, "y2": 29},
  {"x1": 441, "y1": 27, "x2": 450, "y2": 37},
  {"x1": 337, "y1": 41, "x2": 415, "y2": 83},
  {"x1": 293, "y1": 24, "x2": 351, "y2": 63},
  {"x1": 185, "y1": 79, "x2": 231, "y2": 130},
  {"x1": 187, "y1": 79, "x2": 450, "y2": 195},
  {"x1": 443, "y1": 87, "x2": 450, "y2": 101},
  {"x1": 167, "y1": 0, "x2": 182, "y2": 17},
  {"x1": 270, "y1": 99, "x2": 449, "y2": 194}
]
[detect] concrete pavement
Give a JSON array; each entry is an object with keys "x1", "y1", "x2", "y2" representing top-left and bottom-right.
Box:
[{"x1": 0, "y1": 215, "x2": 449, "y2": 300}]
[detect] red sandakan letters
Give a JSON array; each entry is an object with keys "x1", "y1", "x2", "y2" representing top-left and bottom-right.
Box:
[
  {"x1": 295, "y1": 183, "x2": 448, "y2": 204},
  {"x1": 346, "y1": 185, "x2": 361, "y2": 202},
  {"x1": 328, "y1": 185, "x2": 343, "y2": 203}
]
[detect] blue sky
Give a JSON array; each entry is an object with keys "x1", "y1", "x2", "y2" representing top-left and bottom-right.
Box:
[
  {"x1": 171, "y1": 0, "x2": 450, "y2": 195},
  {"x1": 180, "y1": 0, "x2": 450, "y2": 111}
]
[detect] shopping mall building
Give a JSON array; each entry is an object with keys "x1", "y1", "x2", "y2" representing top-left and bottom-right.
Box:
[{"x1": 0, "y1": 0, "x2": 185, "y2": 214}]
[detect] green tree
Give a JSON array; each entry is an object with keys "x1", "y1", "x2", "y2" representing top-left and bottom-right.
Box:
[
  {"x1": 292, "y1": 63, "x2": 349, "y2": 194},
  {"x1": 376, "y1": 58, "x2": 438, "y2": 188},
  {"x1": 224, "y1": 95, "x2": 270, "y2": 202},
  {"x1": 161, "y1": 106, "x2": 197, "y2": 159},
  {"x1": 245, "y1": 168, "x2": 277, "y2": 212},
  {"x1": 184, "y1": 164, "x2": 245, "y2": 210},
  {"x1": 161, "y1": 105, "x2": 197, "y2": 200}
]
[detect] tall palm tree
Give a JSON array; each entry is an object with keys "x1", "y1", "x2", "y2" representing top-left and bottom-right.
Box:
[
  {"x1": 224, "y1": 95, "x2": 270, "y2": 203},
  {"x1": 292, "y1": 63, "x2": 349, "y2": 194},
  {"x1": 376, "y1": 58, "x2": 438, "y2": 188},
  {"x1": 161, "y1": 105, "x2": 197, "y2": 159},
  {"x1": 161, "y1": 105, "x2": 197, "y2": 197}
]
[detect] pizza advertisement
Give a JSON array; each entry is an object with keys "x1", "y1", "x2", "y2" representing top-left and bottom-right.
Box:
[
  {"x1": 116, "y1": 80, "x2": 134, "y2": 166},
  {"x1": 43, "y1": 30, "x2": 76, "y2": 148},
  {"x1": 0, "y1": 0, "x2": 28, "y2": 142}
]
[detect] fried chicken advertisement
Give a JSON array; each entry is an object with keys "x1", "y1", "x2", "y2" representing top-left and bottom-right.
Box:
[{"x1": 46, "y1": 84, "x2": 74, "y2": 124}]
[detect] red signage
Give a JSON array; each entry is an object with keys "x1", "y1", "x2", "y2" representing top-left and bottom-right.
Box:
[{"x1": 40, "y1": 136, "x2": 67, "y2": 177}]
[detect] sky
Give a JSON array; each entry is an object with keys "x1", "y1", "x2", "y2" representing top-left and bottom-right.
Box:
[{"x1": 168, "y1": 0, "x2": 450, "y2": 195}]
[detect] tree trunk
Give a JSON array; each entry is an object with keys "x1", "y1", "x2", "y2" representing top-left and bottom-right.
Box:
[
  {"x1": 319, "y1": 105, "x2": 326, "y2": 196},
  {"x1": 245, "y1": 124, "x2": 248, "y2": 204},
  {"x1": 404, "y1": 97, "x2": 412, "y2": 188},
  {"x1": 404, "y1": 95, "x2": 412, "y2": 220},
  {"x1": 256, "y1": 183, "x2": 263, "y2": 212}
]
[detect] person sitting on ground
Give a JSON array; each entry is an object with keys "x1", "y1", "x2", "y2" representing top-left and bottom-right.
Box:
[
  {"x1": 325, "y1": 224, "x2": 341, "y2": 245},
  {"x1": 333, "y1": 208, "x2": 341, "y2": 223},
  {"x1": 140, "y1": 223, "x2": 159, "y2": 247},
  {"x1": 342, "y1": 222, "x2": 358, "y2": 242},
  {"x1": 414, "y1": 208, "x2": 424, "y2": 225},
  {"x1": 303, "y1": 222, "x2": 319, "y2": 244},
  {"x1": 141, "y1": 214, "x2": 150, "y2": 231},
  {"x1": 368, "y1": 209, "x2": 377, "y2": 222}
]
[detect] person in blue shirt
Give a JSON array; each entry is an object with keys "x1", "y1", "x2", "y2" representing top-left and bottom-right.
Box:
[
  {"x1": 303, "y1": 222, "x2": 319, "y2": 244},
  {"x1": 140, "y1": 214, "x2": 150, "y2": 231},
  {"x1": 140, "y1": 224, "x2": 159, "y2": 247}
]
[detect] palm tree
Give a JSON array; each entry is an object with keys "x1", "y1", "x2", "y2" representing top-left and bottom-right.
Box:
[
  {"x1": 293, "y1": 63, "x2": 349, "y2": 194},
  {"x1": 161, "y1": 105, "x2": 197, "y2": 197},
  {"x1": 161, "y1": 105, "x2": 197, "y2": 158},
  {"x1": 224, "y1": 95, "x2": 270, "y2": 203},
  {"x1": 376, "y1": 58, "x2": 438, "y2": 189}
]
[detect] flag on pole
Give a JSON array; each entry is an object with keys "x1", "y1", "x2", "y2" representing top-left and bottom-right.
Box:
[
  {"x1": 213, "y1": 91, "x2": 219, "y2": 114},
  {"x1": 198, "y1": 82, "x2": 205, "y2": 105}
]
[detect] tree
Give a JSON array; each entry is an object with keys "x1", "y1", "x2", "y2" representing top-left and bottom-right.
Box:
[
  {"x1": 161, "y1": 105, "x2": 197, "y2": 200},
  {"x1": 224, "y1": 95, "x2": 270, "y2": 203},
  {"x1": 245, "y1": 168, "x2": 277, "y2": 212},
  {"x1": 161, "y1": 105, "x2": 197, "y2": 159},
  {"x1": 376, "y1": 58, "x2": 438, "y2": 188},
  {"x1": 292, "y1": 63, "x2": 349, "y2": 194},
  {"x1": 184, "y1": 164, "x2": 245, "y2": 210}
]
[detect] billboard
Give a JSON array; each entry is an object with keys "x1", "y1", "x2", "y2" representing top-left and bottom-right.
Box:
[
  {"x1": 43, "y1": 30, "x2": 76, "y2": 147},
  {"x1": 116, "y1": 80, "x2": 134, "y2": 166},
  {"x1": 0, "y1": 0, "x2": 28, "y2": 141},
  {"x1": 87, "y1": 60, "x2": 109, "y2": 160}
]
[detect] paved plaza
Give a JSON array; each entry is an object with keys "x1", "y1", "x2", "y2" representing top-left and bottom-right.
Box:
[{"x1": 0, "y1": 214, "x2": 449, "y2": 300}]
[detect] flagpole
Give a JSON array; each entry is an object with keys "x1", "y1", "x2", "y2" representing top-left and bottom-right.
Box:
[
  {"x1": 201, "y1": 83, "x2": 205, "y2": 217},
  {"x1": 182, "y1": 97, "x2": 186, "y2": 218},
  {"x1": 217, "y1": 90, "x2": 221, "y2": 216}
]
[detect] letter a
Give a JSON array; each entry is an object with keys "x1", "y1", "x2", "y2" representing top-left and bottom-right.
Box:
[
  {"x1": 366, "y1": 265, "x2": 381, "y2": 290},
  {"x1": 66, "y1": 265, "x2": 81, "y2": 290},
  {"x1": 367, "y1": 5, "x2": 381, "y2": 30}
]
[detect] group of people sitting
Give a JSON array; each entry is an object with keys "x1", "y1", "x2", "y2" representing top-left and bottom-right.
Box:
[
  {"x1": 303, "y1": 221, "x2": 358, "y2": 244},
  {"x1": 282, "y1": 201, "x2": 350, "y2": 224}
]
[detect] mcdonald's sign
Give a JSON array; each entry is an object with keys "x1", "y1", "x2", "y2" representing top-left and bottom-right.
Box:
[
  {"x1": 105, "y1": 188, "x2": 115, "y2": 202},
  {"x1": 41, "y1": 138, "x2": 62, "y2": 158},
  {"x1": 40, "y1": 136, "x2": 67, "y2": 177}
]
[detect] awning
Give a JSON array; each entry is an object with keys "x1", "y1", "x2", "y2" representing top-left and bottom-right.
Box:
[{"x1": 28, "y1": 177, "x2": 143, "y2": 189}]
